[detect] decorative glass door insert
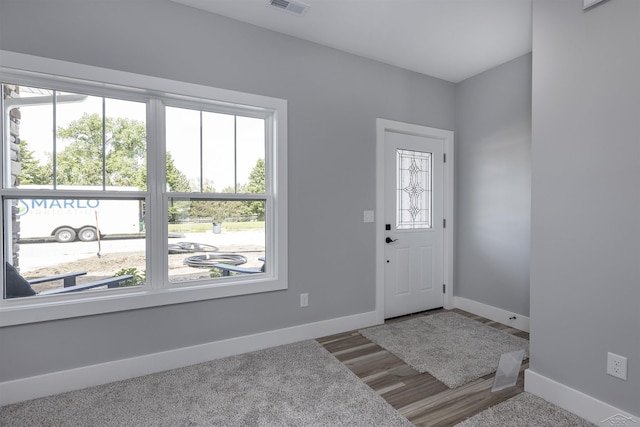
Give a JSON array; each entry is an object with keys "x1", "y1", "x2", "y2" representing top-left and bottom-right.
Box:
[{"x1": 396, "y1": 149, "x2": 432, "y2": 229}]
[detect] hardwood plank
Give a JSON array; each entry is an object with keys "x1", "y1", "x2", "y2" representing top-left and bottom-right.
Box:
[
  {"x1": 344, "y1": 350, "x2": 406, "y2": 377},
  {"x1": 321, "y1": 334, "x2": 372, "y2": 354},
  {"x1": 317, "y1": 308, "x2": 529, "y2": 427},
  {"x1": 332, "y1": 342, "x2": 378, "y2": 357},
  {"x1": 405, "y1": 364, "x2": 527, "y2": 426},
  {"x1": 381, "y1": 373, "x2": 450, "y2": 408}
]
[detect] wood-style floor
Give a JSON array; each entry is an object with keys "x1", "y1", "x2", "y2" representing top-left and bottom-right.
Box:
[{"x1": 316, "y1": 308, "x2": 529, "y2": 427}]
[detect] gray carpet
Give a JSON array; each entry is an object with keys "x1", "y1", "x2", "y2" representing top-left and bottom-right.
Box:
[
  {"x1": 359, "y1": 311, "x2": 529, "y2": 388},
  {"x1": 0, "y1": 340, "x2": 411, "y2": 427},
  {"x1": 455, "y1": 392, "x2": 596, "y2": 426}
]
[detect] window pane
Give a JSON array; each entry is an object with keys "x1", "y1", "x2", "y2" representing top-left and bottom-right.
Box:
[
  {"x1": 168, "y1": 198, "x2": 266, "y2": 283},
  {"x1": 166, "y1": 106, "x2": 200, "y2": 192},
  {"x1": 396, "y1": 149, "x2": 432, "y2": 229},
  {"x1": 55, "y1": 92, "x2": 103, "y2": 187},
  {"x1": 202, "y1": 112, "x2": 235, "y2": 193},
  {"x1": 2, "y1": 83, "x2": 147, "y2": 191},
  {"x1": 3, "y1": 197, "x2": 146, "y2": 299},
  {"x1": 237, "y1": 117, "x2": 265, "y2": 193},
  {"x1": 4, "y1": 84, "x2": 54, "y2": 188},
  {"x1": 104, "y1": 98, "x2": 147, "y2": 191}
]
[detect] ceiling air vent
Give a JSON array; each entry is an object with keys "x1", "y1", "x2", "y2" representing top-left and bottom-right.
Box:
[{"x1": 268, "y1": 0, "x2": 310, "y2": 16}]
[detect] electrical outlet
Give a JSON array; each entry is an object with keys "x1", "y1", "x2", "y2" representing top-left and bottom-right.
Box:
[
  {"x1": 300, "y1": 293, "x2": 309, "y2": 307},
  {"x1": 607, "y1": 352, "x2": 627, "y2": 380}
]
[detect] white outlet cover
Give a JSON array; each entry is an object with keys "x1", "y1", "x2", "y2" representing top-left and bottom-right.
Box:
[
  {"x1": 300, "y1": 293, "x2": 309, "y2": 307},
  {"x1": 607, "y1": 352, "x2": 627, "y2": 380},
  {"x1": 363, "y1": 210, "x2": 374, "y2": 223}
]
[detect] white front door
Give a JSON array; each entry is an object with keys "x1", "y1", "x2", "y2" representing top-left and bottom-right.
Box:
[{"x1": 383, "y1": 130, "x2": 445, "y2": 318}]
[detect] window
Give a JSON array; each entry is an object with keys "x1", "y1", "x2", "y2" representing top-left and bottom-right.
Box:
[
  {"x1": 2, "y1": 84, "x2": 148, "y2": 298},
  {"x1": 165, "y1": 107, "x2": 267, "y2": 284},
  {"x1": 396, "y1": 149, "x2": 432, "y2": 229},
  {"x1": 0, "y1": 53, "x2": 287, "y2": 326}
]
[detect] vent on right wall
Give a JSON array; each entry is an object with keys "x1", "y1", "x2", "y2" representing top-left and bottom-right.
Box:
[{"x1": 268, "y1": 0, "x2": 310, "y2": 16}]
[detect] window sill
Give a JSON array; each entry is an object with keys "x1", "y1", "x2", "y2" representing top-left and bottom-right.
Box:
[{"x1": 0, "y1": 275, "x2": 286, "y2": 327}]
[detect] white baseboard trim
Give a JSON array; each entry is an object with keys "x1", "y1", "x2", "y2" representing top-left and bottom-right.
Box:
[
  {"x1": 525, "y1": 369, "x2": 639, "y2": 424},
  {"x1": 453, "y1": 296, "x2": 530, "y2": 332},
  {"x1": 0, "y1": 310, "x2": 380, "y2": 406}
]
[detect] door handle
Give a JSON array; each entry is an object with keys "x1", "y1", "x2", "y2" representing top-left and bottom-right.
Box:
[{"x1": 385, "y1": 237, "x2": 398, "y2": 244}]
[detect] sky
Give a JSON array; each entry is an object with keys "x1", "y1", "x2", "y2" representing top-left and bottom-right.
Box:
[
  {"x1": 13, "y1": 86, "x2": 264, "y2": 192},
  {"x1": 166, "y1": 106, "x2": 264, "y2": 191}
]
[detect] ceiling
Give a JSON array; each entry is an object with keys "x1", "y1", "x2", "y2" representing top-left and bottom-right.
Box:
[{"x1": 171, "y1": 0, "x2": 532, "y2": 83}]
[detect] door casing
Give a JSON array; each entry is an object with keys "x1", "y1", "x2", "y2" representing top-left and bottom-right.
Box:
[{"x1": 375, "y1": 119, "x2": 454, "y2": 322}]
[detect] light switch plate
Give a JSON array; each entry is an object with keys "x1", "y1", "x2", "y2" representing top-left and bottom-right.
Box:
[{"x1": 363, "y1": 210, "x2": 374, "y2": 223}]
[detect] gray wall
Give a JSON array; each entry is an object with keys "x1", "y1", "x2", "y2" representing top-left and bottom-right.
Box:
[
  {"x1": 0, "y1": 0, "x2": 455, "y2": 382},
  {"x1": 530, "y1": 0, "x2": 640, "y2": 415},
  {"x1": 454, "y1": 54, "x2": 532, "y2": 316}
]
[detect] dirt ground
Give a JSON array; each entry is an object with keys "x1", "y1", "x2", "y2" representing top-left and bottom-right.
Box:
[{"x1": 27, "y1": 244, "x2": 265, "y2": 293}]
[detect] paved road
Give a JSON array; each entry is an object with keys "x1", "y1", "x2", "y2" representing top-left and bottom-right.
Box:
[{"x1": 17, "y1": 230, "x2": 265, "y2": 271}]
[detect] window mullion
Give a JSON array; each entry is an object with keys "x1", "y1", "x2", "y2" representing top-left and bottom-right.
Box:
[
  {"x1": 199, "y1": 111, "x2": 203, "y2": 192},
  {"x1": 52, "y1": 91, "x2": 57, "y2": 189},
  {"x1": 102, "y1": 97, "x2": 106, "y2": 190},
  {"x1": 265, "y1": 116, "x2": 275, "y2": 277},
  {"x1": 146, "y1": 98, "x2": 167, "y2": 290},
  {"x1": 234, "y1": 115, "x2": 237, "y2": 193}
]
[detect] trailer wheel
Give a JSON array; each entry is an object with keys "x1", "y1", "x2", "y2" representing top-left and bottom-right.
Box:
[
  {"x1": 78, "y1": 226, "x2": 98, "y2": 242},
  {"x1": 54, "y1": 227, "x2": 77, "y2": 243}
]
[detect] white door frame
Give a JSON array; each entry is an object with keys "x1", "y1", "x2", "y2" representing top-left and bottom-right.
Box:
[{"x1": 375, "y1": 118, "x2": 454, "y2": 323}]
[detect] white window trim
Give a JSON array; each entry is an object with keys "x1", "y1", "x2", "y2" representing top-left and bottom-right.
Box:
[{"x1": 0, "y1": 51, "x2": 288, "y2": 327}]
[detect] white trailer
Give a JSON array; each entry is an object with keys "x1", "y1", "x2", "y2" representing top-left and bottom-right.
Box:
[{"x1": 17, "y1": 198, "x2": 142, "y2": 243}]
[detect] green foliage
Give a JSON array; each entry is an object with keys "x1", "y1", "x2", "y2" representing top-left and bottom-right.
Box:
[
  {"x1": 24, "y1": 115, "x2": 265, "y2": 224},
  {"x1": 188, "y1": 189, "x2": 247, "y2": 222},
  {"x1": 113, "y1": 267, "x2": 146, "y2": 287},
  {"x1": 167, "y1": 221, "x2": 264, "y2": 233},
  {"x1": 246, "y1": 158, "x2": 265, "y2": 193},
  {"x1": 244, "y1": 158, "x2": 266, "y2": 220},
  {"x1": 21, "y1": 114, "x2": 190, "y2": 193},
  {"x1": 55, "y1": 114, "x2": 147, "y2": 187},
  {"x1": 17, "y1": 141, "x2": 51, "y2": 185},
  {"x1": 165, "y1": 152, "x2": 191, "y2": 192},
  {"x1": 181, "y1": 159, "x2": 265, "y2": 222},
  {"x1": 209, "y1": 267, "x2": 223, "y2": 278},
  {"x1": 166, "y1": 152, "x2": 192, "y2": 222}
]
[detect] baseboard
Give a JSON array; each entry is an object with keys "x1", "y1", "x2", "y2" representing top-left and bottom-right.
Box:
[
  {"x1": 525, "y1": 369, "x2": 639, "y2": 424},
  {"x1": 0, "y1": 310, "x2": 380, "y2": 406},
  {"x1": 453, "y1": 296, "x2": 530, "y2": 332}
]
